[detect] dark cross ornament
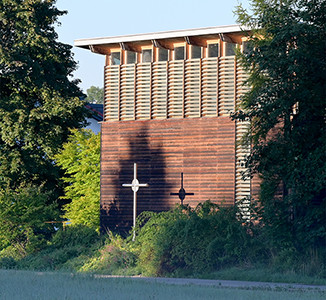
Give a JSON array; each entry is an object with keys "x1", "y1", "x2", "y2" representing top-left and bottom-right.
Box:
[
  {"x1": 170, "y1": 172, "x2": 194, "y2": 205},
  {"x1": 122, "y1": 163, "x2": 149, "y2": 241}
]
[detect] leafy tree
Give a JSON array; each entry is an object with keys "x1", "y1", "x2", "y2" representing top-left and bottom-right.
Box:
[
  {"x1": 235, "y1": 0, "x2": 326, "y2": 249},
  {"x1": 0, "y1": 186, "x2": 58, "y2": 256},
  {"x1": 54, "y1": 129, "x2": 100, "y2": 231},
  {"x1": 85, "y1": 86, "x2": 104, "y2": 104},
  {"x1": 0, "y1": 0, "x2": 87, "y2": 191}
]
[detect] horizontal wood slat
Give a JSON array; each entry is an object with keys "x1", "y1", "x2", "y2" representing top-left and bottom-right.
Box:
[
  {"x1": 102, "y1": 56, "x2": 252, "y2": 230},
  {"x1": 120, "y1": 64, "x2": 136, "y2": 120},
  {"x1": 103, "y1": 57, "x2": 244, "y2": 122},
  {"x1": 104, "y1": 65, "x2": 120, "y2": 120},
  {"x1": 201, "y1": 58, "x2": 218, "y2": 117},
  {"x1": 218, "y1": 56, "x2": 235, "y2": 116},
  {"x1": 235, "y1": 62, "x2": 251, "y2": 217},
  {"x1": 100, "y1": 117, "x2": 236, "y2": 231},
  {"x1": 168, "y1": 61, "x2": 184, "y2": 118},
  {"x1": 152, "y1": 62, "x2": 168, "y2": 119}
]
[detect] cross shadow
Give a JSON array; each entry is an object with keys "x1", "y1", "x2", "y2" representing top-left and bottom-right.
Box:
[{"x1": 101, "y1": 123, "x2": 170, "y2": 235}]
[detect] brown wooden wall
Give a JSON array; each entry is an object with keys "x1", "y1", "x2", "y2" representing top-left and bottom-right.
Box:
[{"x1": 100, "y1": 116, "x2": 236, "y2": 232}]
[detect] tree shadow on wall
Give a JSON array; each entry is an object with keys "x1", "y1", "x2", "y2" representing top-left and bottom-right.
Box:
[{"x1": 103, "y1": 123, "x2": 170, "y2": 235}]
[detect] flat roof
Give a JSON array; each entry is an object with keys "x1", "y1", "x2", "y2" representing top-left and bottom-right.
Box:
[{"x1": 75, "y1": 24, "x2": 246, "y2": 49}]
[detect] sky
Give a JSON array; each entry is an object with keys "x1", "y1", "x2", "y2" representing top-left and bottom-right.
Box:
[{"x1": 55, "y1": 0, "x2": 251, "y2": 93}]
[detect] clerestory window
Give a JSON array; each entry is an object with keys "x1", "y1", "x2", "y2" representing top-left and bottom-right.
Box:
[
  {"x1": 208, "y1": 43, "x2": 219, "y2": 57},
  {"x1": 158, "y1": 48, "x2": 169, "y2": 61},
  {"x1": 174, "y1": 46, "x2": 185, "y2": 60},
  {"x1": 126, "y1": 51, "x2": 137, "y2": 64},
  {"x1": 191, "y1": 45, "x2": 202, "y2": 59},
  {"x1": 225, "y1": 42, "x2": 237, "y2": 56},
  {"x1": 111, "y1": 52, "x2": 121, "y2": 65},
  {"x1": 142, "y1": 49, "x2": 152, "y2": 63}
]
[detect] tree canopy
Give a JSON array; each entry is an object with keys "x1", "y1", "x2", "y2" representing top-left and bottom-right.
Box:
[
  {"x1": 0, "y1": 0, "x2": 88, "y2": 253},
  {"x1": 0, "y1": 186, "x2": 58, "y2": 256},
  {"x1": 85, "y1": 86, "x2": 104, "y2": 104},
  {"x1": 54, "y1": 129, "x2": 100, "y2": 231},
  {"x1": 235, "y1": 0, "x2": 326, "y2": 249},
  {"x1": 0, "y1": 0, "x2": 87, "y2": 190}
]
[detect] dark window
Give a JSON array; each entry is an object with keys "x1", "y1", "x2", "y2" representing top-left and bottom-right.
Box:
[
  {"x1": 225, "y1": 43, "x2": 237, "y2": 56},
  {"x1": 208, "y1": 43, "x2": 219, "y2": 57},
  {"x1": 111, "y1": 52, "x2": 121, "y2": 65},
  {"x1": 158, "y1": 48, "x2": 169, "y2": 61},
  {"x1": 127, "y1": 51, "x2": 137, "y2": 64},
  {"x1": 142, "y1": 49, "x2": 152, "y2": 63},
  {"x1": 191, "y1": 45, "x2": 202, "y2": 59},
  {"x1": 174, "y1": 46, "x2": 185, "y2": 60}
]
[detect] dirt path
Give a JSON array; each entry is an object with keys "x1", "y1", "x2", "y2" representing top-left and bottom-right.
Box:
[{"x1": 96, "y1": 275, "x2": 326, "y2": 291}]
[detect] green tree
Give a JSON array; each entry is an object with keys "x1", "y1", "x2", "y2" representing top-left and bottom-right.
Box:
[
  {"x1": 0, "y1": 0, "x2": 87, "y2": 191},
  {"x1": 54, "y1": 129, "x2": 100, "y2": 231},
  {"x1": 85, "y1": 86, "x2": 104, "y2": 104},
  {"x1": 0, "y1": 186, "x2": 58, "y2": 256},
  {"x1": 235, "y1": 0, "x2": 326, "y2": 249}
]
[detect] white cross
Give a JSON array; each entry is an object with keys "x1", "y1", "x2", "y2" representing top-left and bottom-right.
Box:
[{"x1": 122, "y1": 163, "x2": 148, "y2": 241}]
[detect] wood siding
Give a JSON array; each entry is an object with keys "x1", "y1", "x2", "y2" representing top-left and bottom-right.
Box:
[
  {"x1": 101, "y1": 117, "x2": 236, "y2": 232},
  {"x1": 104, "y1": 57, "x2": 240, "y2": 121},
  {"x1": 101, "y1": 54, "x2": 253, "y2": 232}
]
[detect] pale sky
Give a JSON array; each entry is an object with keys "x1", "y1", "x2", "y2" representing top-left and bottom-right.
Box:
[{"x1": 55, "y1": 0, "x2": 251, "y2": 93}]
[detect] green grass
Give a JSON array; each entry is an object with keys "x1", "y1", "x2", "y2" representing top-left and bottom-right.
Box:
[
  {"x1": 197, "y1": 266, "x2": 326, "y2": 286},
  {"x1": 0, "y1": 269, "x2": 325, "y2": 300}
]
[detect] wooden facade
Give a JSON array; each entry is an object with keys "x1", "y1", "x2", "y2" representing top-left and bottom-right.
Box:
[{"x1": 75, "y1": 25, "x2": 254, "y2": 232}]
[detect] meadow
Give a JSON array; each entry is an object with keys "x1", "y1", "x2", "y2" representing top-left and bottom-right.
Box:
[{"x1": 1, "y1": 269, "x2": 325, "y2": 300}]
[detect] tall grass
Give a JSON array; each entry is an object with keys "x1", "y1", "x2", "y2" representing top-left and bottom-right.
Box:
[{"x1": 1, "y1": 270, "x2": 325, "y2": 300}]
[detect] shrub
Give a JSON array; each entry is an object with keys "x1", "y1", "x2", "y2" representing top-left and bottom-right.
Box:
[
  {"x1": 51, "y1": 225, "x2": 100, "y2": 249},
  {"x1": 0, "y1": 186, "x2": 58, "y2": 256},
  {"x1": 16, "y1": 225, "x2": 101, "y2": 271},
  {"x1": 0, "y1": 256, "x2": 17, "y2": 269},
  {"x1": 79, "y1": 233, "x2": 137, "y2": 275},
  {"x1": 135, "y1": 201, "x2": 253, "y2": 276}
]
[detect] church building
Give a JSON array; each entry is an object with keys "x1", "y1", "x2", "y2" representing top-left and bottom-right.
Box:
[{"x1": 75, "y1": 25, "x2": 257, "y2": 232}]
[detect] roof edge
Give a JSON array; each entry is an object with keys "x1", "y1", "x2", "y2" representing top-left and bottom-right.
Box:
[{"x1": 75, "y1": 24, "x2": 248, "y2": 49}]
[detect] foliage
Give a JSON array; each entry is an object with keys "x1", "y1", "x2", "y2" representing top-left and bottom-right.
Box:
[
  {"x1": 85, "y1": 86, "x2": 104, "y2": 104},
  {"x1": 79, "y1": 233, "x2": 137, "y2": 275},
  {"x1": 0, "y1": 0, "x2": 87, "y2": 254},
  {"x1": 234, "y1": 0, "x2": 326, "y2": 250},
  {"x1": 0, "y1": 186, "x2": 58, "y2": 255},
  {"x1": 134, "y1": 202, "x2": 253, "y2": 276},
  {"x1": 51, "y1": 224, "x2": 99, "y2": 249},
  {"x1": 0, "y1": 202, "x2": 325, "y2": 280},
  {"x1": 54, "y1": 129, "x2": 100, "y2": 231},
  {"x1": 0, "y1": 0, "x2": 87, "y2": 191},
  {"x1": 16, "y1": 225, "x2": 101, "y2": 271},
  {"x1": 7, "y1": 226, "x2": 136, "y2": 274}
]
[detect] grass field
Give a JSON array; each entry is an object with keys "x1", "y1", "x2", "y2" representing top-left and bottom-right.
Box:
[
  {"x1": 1, "y1": 270, "x2": 325, "y2": 300},
  {"x1": 200, "y1": 267, "x2": 326, "y2": 285}
]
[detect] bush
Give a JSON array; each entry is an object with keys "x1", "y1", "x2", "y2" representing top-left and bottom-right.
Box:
[
  {"x1": 0, "y1": 256, "x2": 17, "y2": 269},
  {"x1": 134, "y1": 201, "x2": 253, "y2": 276},
  {"x1": 80, "y1": 234, "x2": 137, "y2": 275},
  {"x1": 16, "y1": 225, "x2": 102, "y2": 271},
  {"x1": 51, "y1": 225, "x2": 99, "y2": 249},
  {"x1": 0, "y1": 186, "x2": 58, "y2": 255}
]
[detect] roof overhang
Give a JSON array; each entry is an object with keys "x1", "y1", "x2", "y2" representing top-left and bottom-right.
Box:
[{"x1": 74, "y1": 24, "x2": 249, "y2": 52}]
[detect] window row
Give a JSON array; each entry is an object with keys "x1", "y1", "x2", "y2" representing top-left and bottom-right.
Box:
[{"x1": 108, "y1": 42, "x2": 248, "y2": 65}]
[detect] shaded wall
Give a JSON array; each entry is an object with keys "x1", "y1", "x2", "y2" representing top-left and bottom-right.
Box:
[{"x1": 100, "y1": 117, "x2": 236, "y2": 232}]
